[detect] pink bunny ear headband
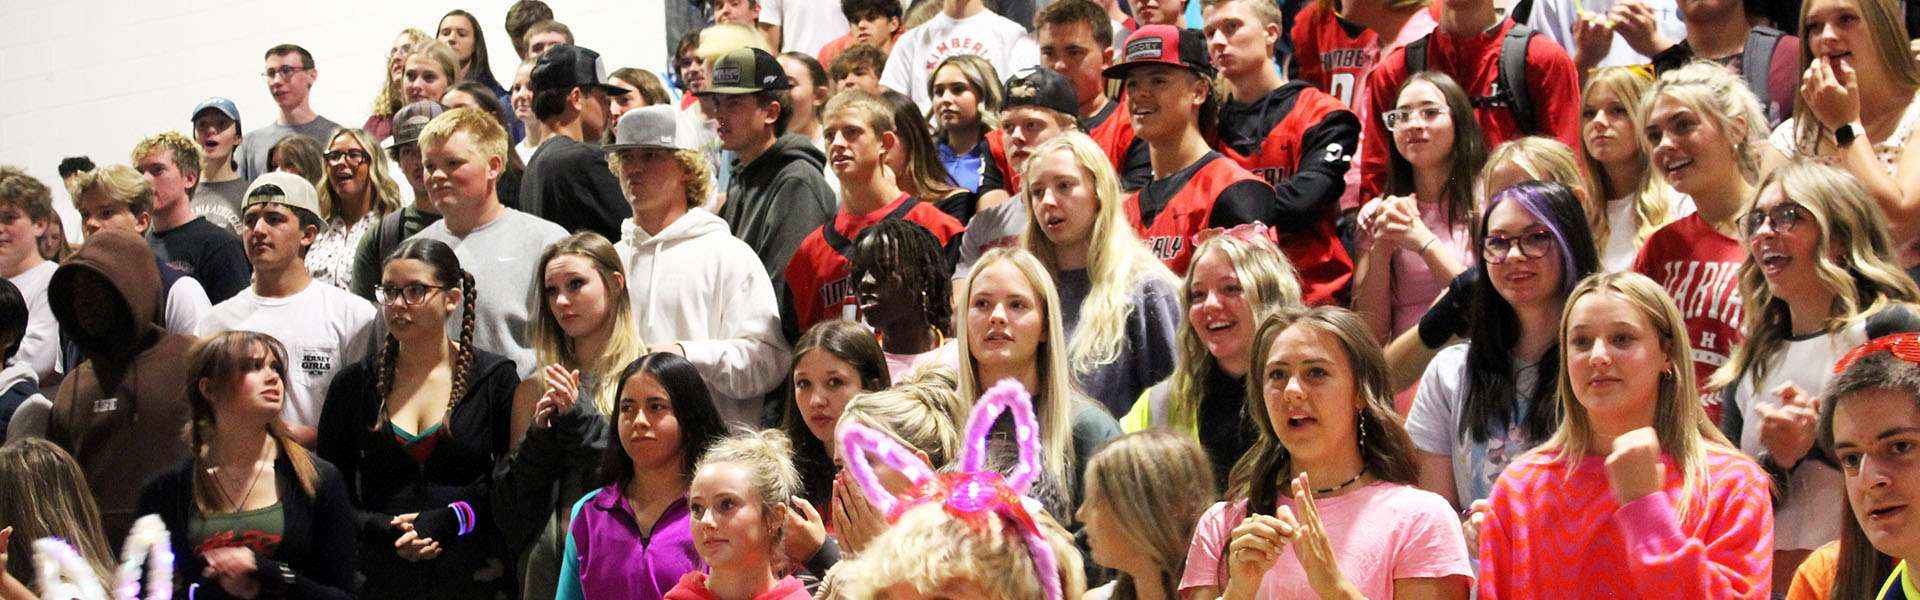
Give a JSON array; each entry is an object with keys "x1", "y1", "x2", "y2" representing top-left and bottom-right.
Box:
[{"x1": 837, "y1": 378, "x2": 1064, "y2": 600}]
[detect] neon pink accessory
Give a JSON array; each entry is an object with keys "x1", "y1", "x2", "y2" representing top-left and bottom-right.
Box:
[{"x1": 838, "y1": 378, "x2": 1064, "y2": 600}]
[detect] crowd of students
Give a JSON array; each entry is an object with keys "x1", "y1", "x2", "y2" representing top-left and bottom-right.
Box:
[{"x1": 4, "y1": 0, "x2": 1920, "y2": 598}]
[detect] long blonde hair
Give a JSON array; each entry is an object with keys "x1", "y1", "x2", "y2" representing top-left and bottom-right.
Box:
[
  {"x1": 1711, "y1": 164, "x2": 1920, "y2": 390},
  {"x1": 372, "y1": 28, "x2": 431, "y2": 119},
  {"x1": 1165, "y1": 234, "x2": 1303, "y2": 430},
  {"x1": 1082, "y1": 431, "x2": 1216, "y2": 600},
  {"x1": 1789, "y1": 0, "x2": 1920, "y2": 155},
  {"x1": 0, "y1": 439, "x2": 114, "y2": 588},
  {"x1": 1536, "y1": 272, "x2": 1741, "y2": 521},
  {"x1": 958, "y1": 248, "x2": 1080, "y2": 490},
  {"x1": 1581, "y1": 67, "x2": 1672, "y2": 248},
  {"x1": 1021, "y1": 133, "x2": 1178, "y2": 376},
  {"x1": 928, "y1": 54, "x2": 1004, "y2": 137},
  {"x1": 529, "y1": 233, "x2": 646, "y2": 414},
  {"x1": 317, "y1": 128, "x2": 404, "y2": 222}
]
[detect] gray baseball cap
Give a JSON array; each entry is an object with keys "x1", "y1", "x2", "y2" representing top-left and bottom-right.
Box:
[
  {"x1": 605, "y1": 105, "x2": 700, "y2": 152},
  {"x1": 387, "y1": 101, "x2": 448, "y2": 151},
  {"x1": 243, "y1": 172, "x2": 330, "y2": 233}
]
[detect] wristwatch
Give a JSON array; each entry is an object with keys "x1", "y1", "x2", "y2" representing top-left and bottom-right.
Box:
[{"x1": 1836, "y1": 122, "x2": 1864, "y2": 148}]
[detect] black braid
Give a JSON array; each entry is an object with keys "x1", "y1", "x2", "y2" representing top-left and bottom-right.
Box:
[
  {"x1": 449, "y1": 271, "x2": 476, "y2": 411},
  {"x1": 373, "y1": 334, "x2": 399, "y2": 431},
  {"x1": 850, "y1": 219, "x2": 952, "y2": 335}
]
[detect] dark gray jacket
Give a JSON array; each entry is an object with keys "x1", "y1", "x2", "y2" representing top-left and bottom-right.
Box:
[{"x1": 718, "y1": 134, "x2": 837, "y2": 295}]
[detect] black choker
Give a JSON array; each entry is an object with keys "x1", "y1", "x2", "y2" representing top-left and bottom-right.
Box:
[{"x1": 1312, "y1": 469, "x2": 1367, "y2": 495}]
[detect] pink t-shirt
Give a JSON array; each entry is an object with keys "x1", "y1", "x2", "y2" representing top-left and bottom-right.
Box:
[
  {"x1": 1179, "y1": 482, "x2": 1474, "y2": 597},
  {"x1": 1356, "y1": 197, "x2": 1474, "y2": 338}
]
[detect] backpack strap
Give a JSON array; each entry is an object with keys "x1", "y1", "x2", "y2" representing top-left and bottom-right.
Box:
[
  {"x1": 376, "y1": 211, "x2": 406, "y2": 262},
  {"x1": 1742, "y1": 26, "x2": 1786, "y2": 112},
  {"x1": 1497, "y1": 23, "x2": 1540, "y2": 134},
  {"x1": 824, "y1": 197, "x2": 918, "y2": 259},
  {"x1": 1404, "y1": 34, "x2": 1431, "y2": 74}
]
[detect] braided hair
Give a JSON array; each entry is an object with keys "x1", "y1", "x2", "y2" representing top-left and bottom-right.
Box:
[
  {"x1": 848, "y1": 219, "x2": 952, "y2": 336},
  {"x1": 374, "y1": 238, "x2": 477, "y2": 430}
]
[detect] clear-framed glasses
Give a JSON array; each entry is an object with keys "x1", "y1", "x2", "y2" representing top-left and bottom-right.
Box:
[
  {"x1": 262, "y1": 66, "x2": 312, "y2": 80},
  {"x1": 1383, "y1": 106, "x2": 1447, "y2": 132},
  {"x1": 375, "y1": 283, "x2": 448, "y2": 306},
  {"x1": 1744, "y1": 203, "x2": 1809, "y2": 237},
  {"x1": 1482, "y1": 228, "x2": 1557, "y2": 264}
]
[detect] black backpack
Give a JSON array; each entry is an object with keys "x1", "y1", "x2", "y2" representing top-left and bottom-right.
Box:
[{"x1": 1403, "y1": 23, "x2": 1543, "y2": 135}]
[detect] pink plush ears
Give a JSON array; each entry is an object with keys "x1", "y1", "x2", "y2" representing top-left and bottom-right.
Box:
[
  {"x1": 836, "y1": 378, "x2": 1063, "y2": 600},
  {"x1": 34, "y1": 514, "x2": 173, "y2": 600}
]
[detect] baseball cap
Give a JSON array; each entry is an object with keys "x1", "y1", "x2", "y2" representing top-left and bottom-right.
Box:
[
  {"x1": 531, "y1": 44, "x2": 631, "y2": 96},
  {"x1": 242, "y1": 172, "x2": 330, "y2": 233},
  {"x1": 388, "y1": 101, "x2": 447, "y2": 151},
  {"x1": 1002, "y1": 68, "x2": 1080, "y2": 121},
  {"x1": 191, "y1": 97, "x2": 241, "y2": 125},
  {"x1": 605, "y1": 105, "x2": 701, "y2": 152},
  {"x1": 1103, "y1": 25, "x2": 1215, "y2": 80},
  {"x1": 696, "y1": 47, "x2": 794, "y2": 96}
]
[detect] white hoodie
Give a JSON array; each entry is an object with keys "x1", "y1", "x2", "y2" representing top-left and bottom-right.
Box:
[{"x1": 619, "y1": 208, "x2": 791, "y2": 425}]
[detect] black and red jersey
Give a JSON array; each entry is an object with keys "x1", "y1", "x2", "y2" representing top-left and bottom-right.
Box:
[
  {"x1": 1125, "y1": 153, "x2": 1273, "y2": 275},
  {"x1": 1216, "y1": 81, "x2": 1360, "y2": 305},
  {"x1": 980, "y1": 95, "x2": 1153, "y2": 197},
  {"x1": 781, "y1": 193, "x2": 965, "y2": 340}
]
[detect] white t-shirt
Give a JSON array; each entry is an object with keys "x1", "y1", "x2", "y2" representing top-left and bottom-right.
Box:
[
  {"x1": 1600, "y1": 189, "x2": 1694, "y2": 273},
  {"x1": 1407, "y1": 344, "x2": 1547, "y2": 505},
  {"x1": 198, "y1": 280, "x2": 377, "y2": 428},
  {"x1": 761, "y1": 0, "x2": 851, "y2": 56},
  {"x1": 1728, "y1": 310, "x2": 1920, "y2": 551},
  {"x1": 881, "y1": 9, "x2": 1041, "y2": 113},
  {"x1": 1529, "y1": 0, "x2": 1687, "y2": 68},
  {"x1": 6, "y1": 261, "x2": 58, "y2": 381}
]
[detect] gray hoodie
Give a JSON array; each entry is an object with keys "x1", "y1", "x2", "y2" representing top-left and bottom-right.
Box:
[{"x1": 719, "y1": 133, "x2": 837, "y2": 295}]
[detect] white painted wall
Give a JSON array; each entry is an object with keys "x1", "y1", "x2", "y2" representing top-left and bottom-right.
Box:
[{"x1": 0, "y1": 0, "x2": 669, "y2": 242}]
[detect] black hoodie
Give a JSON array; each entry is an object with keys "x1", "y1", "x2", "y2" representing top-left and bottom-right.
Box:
[
  {"x1": 45, "y1": 230, "x2": 193, "y2": 545},
  {"x1": 719, "y1": 133, "x2": 838, "y2": 295}
]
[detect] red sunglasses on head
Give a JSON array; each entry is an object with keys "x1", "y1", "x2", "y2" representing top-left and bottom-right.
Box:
[{"x1": 1833, "y1": 332, "x2": 1920, "y2": 374}]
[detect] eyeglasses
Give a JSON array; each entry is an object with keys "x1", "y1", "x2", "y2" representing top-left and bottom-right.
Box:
[
  {"x1": 1744, "y1": 203, "x2": 1809, "y2": 237},
  {"x1": 375, "y1": 283, "x2": 449, "y2": 306},
  {"x1": 1834, "y1": 332, "x2": 1920, "y2": 373},
  {"x1": 1481, "y1": 228, "x2": 1557, "y2": 264},
  {"x1": 1383, "y1": 106, "x2": 1447, "y2": 132},
  {"x1": 325, "y1": 149, "x2": 371, "y2": 165},
  {"x1": 262, "y1": 66, "x2": 312, "y2": 80}
]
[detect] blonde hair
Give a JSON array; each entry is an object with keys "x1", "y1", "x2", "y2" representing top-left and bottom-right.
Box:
[
  {"x1": 958, "y1": 248, "x2": 1080, "y2": 491},
  {"x1": 607, "y1": 148, "x2": 713, "y2": 208},
  {"x1": 837, "y1": 370, "x2": 969, "y2": 468},
  {"x1": 1165, "y1": 234, "x2": 1304, "y2": 430},
  {"x1": 929, "y1": 54, "x2": 1005, "y2": 136},
  {"x1": 420, "y1": 106, "x2": 509, "y2": 166},
  {"x1": 131, "y1": 131, "x2": 204, "y2": 179},
  {"x1": 1711, "y1": 163, "x2": 1920, "y2": 390},
  {"x1": 0, "y1": 439, "x2": 114, "y2": 588},
  {"x1": 1639, "y1": 62, "x2": 1768, "y2": 184},
  {"x1": 317, "y1": 128, "x2": 404, "y2": 222},
  {"x1": 695, "y1": 428, "x2": 802, "y2": 546},
  {"x1": 825, "y1": 89, "x2": 898, "y2": 138},
  {"x1": 1789, "y1": 0, "x2": 1920, "y2": 155},
  {"x1": 833, "y1": 501, "x2": 1087, "y2": 599},
  {"x1": 530, "y1": 232, "x2": 646, "y2": 414},
  {"x1": 71, "y1": 164, "x2": 155, "y2": 215},
  {"x1": 373, "y1": 28, "x2": 432, "y2": 118},
  {"x1": 1581, "y1": 67, "x2": 1672, "y2": 248},
  {"x1": 1535, "y1": 272, "x2": 1741, "y2": 522},
  {"x1": 406, "y1": 39, "x2": 461, "y2": 92},
  {"x1": 1021, "y1": 133, "x2": 1178, "y2": 377},
  {"x1": 1082, "y1": 431, "x2": 1216, "y2": 599}
]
